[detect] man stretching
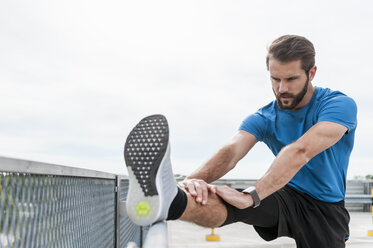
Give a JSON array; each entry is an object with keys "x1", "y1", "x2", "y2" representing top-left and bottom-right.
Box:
[{"x1": 124, "y1": 35, "x2": 357, "y2": 248}]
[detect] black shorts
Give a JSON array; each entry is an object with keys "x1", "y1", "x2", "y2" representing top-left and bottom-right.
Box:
[{"x1": 221, "y1": 185, "x2": 350, "y2": 248}]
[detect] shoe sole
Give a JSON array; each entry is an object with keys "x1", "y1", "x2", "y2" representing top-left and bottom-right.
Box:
[{"x1": 124, "y1": 114, "x2": 169, "y2": 225}]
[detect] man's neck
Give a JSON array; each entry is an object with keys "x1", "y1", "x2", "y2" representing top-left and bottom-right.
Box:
[{"x1": 293, "y1": 85, "x2": 316, "y2": 110}]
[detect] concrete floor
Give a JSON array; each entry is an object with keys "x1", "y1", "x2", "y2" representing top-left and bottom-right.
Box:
[{"x1": 168, "y1": 212, "x2": 373, "y2": 248}]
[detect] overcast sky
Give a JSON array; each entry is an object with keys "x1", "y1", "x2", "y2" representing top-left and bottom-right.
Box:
[{"x1": 1, "y1": 0, "x2": 372, "y2": 179}]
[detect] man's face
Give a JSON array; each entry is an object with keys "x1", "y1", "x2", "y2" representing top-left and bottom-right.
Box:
[{"x1": 269, "y1": 59, "x2": 309, "y2": 110}]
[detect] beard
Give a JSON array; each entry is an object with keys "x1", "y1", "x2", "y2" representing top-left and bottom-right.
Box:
[{"x1": 274, "y1": 77, "x2": 309, "y2": 110}]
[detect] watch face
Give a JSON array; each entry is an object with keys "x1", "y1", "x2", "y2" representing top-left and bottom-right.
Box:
[
  {"x1": 244, "y1": 186, "x2": 260, "y2": 208},
  {"x1": 247, "y1": 186, "x2": 255, "y2": 193},
  {"x1": 244, "y1": 186, "x2": 256, "y2": 194}
]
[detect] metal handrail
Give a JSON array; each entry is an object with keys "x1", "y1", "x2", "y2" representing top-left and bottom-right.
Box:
[
  {"x1": 345, "y1": 194, "x2": 373, "y2": 204},
  {"x1": 143, "y1": 222, "x2": 168, "y2": 248},
  {"x1": 0, "y1": 156, "x2": 117, "y2": 179}
]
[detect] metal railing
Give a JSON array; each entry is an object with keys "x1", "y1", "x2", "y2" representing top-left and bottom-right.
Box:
[
  {"x1": 0, "y1": 156, "x2": 151, "y2": 248},
  {"x1": 345, "y1": 179, "x2": 373, "y2": 211}
]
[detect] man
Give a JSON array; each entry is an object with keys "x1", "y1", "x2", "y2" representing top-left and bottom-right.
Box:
[{"x1": 124, "y1": 35, "x2": 357, "y2": 247}]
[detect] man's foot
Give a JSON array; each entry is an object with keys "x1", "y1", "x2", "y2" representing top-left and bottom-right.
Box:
[{"x1": 124, "y1": 114, "x2": 178, "y2": 226}]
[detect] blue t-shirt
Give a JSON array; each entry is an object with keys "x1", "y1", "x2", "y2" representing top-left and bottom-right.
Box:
[{"x1": 240, "y1": 87, "x2": 357, "y2": 202}]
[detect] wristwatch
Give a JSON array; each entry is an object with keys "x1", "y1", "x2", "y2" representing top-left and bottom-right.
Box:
[{"x1": 242, "y1": 186, "x2": 261, "y2": 208}]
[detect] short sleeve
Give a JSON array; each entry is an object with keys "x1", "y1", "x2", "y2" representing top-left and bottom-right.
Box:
[
  {"x1": 239, "y1": 112, "x2": 267, "y2": 141},
  {"x1": 317, "y1": 95, "x2": 357, "y2": 132}
]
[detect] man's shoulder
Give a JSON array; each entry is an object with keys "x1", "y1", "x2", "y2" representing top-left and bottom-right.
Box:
[
  {"x1": 314, "y1": 87, "x2": 357, "y2": 115},
  {"x1": 258, "y1": 101, "x2": 276, "y2": 115},
  {"x1": 314, "y1": 87, "x2": 358, "y2": 129},
  {"x1": 241, "y1": 101, "x2": 275, "y2": 129},
  {"x1": 315, "y1": 87, "x2": 355, "y2": 103}
]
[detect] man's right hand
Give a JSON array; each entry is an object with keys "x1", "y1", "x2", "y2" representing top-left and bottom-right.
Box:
[
  {"x1": 177, "y1": 131, "x2": 257, "y2": 205},
  {"x1": 178, "y1": 179, "x2": 216, "y2": 205}
]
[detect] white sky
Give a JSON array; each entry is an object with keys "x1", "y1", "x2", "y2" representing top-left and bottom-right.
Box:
[{"x1": 0, "y1": 0, "x2": 372, "y2": 179}]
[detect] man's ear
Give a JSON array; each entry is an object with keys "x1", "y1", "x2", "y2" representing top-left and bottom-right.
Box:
[{"x1": 308, "y1": 66, "x2": 317, "y2": 81}]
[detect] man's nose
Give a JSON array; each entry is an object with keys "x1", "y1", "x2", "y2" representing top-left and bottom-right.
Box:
[{"x1": 278, "y1": 81, "x2": 288, "y2": 93}]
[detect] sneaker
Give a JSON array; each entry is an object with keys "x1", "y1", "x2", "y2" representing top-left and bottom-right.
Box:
[{"x1": 124, "y1": 114, "x2": 178, "y2": 226}]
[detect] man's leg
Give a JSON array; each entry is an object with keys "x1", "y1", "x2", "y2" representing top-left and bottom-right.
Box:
[
  {"x1": 178, "y1": 187, "x2": 280, "y2": 229},
  {"x1": 179, "y1": 191, "x2": 228, "y2": 227},
  {"x1": 124, "y1": 114, "x2": 278, "y2": 231}
]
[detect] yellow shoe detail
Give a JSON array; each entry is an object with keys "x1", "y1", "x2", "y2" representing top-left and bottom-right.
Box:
[{"x1": 136, "y1": 201, "x2": 151, "y2": 217}]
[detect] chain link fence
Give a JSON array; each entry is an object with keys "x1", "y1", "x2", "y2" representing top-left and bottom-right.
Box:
[{"x1": 0, "y1": 157, "x2": 142, "y2": 248}]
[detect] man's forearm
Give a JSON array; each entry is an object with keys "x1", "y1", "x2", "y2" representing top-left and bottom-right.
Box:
[
  {"x1": 186, "y1": 145, "x2": 236, "y2": 183},
  {"x1": 255, "y1": 142, "x2": 309, "y2": 201}
]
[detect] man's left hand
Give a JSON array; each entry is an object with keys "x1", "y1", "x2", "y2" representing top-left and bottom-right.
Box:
[{"x1": 213, "y1": 185, "x2": 254, "y2": 209}]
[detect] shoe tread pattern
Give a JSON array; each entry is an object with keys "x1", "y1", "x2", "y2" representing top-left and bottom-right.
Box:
[{"x1": 124, "y1": 114, "x2": 169, "y2": 196}]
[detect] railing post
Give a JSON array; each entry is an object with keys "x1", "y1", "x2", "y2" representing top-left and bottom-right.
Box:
[
  {"x1": 115, "y1": 176, "x2": 120, "y2": 248},
  {"x1": 116, "y1": 175, "x2": 131, "y2": 248}
]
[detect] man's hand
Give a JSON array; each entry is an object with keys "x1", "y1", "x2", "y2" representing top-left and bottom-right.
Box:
[
  {"x1": 178, "y1": 179, "x2": 216, "y2": 205},
  {"x1": 214, "y1": 185, "x2": 253, "y2": 209}
]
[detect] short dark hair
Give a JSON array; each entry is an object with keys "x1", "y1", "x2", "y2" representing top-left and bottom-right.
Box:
[{"x1": 266, "y1": 35, "x2": 315, "y2": 73}]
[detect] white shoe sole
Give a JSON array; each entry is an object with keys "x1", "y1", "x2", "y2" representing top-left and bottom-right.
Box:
[{"x1": 124, "y1": 114, "x2": 177, "y2": 226}]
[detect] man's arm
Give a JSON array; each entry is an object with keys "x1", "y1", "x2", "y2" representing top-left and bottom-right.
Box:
[
  {"x1": 180, "y1": 130, "x2": 257, "y2": 204},
  {"x1": 187, "y1": 130, "x2": 257, "y2": 183},
  {"x1": 216, "y1": 121, "x2": 348, "y2": 208}
]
